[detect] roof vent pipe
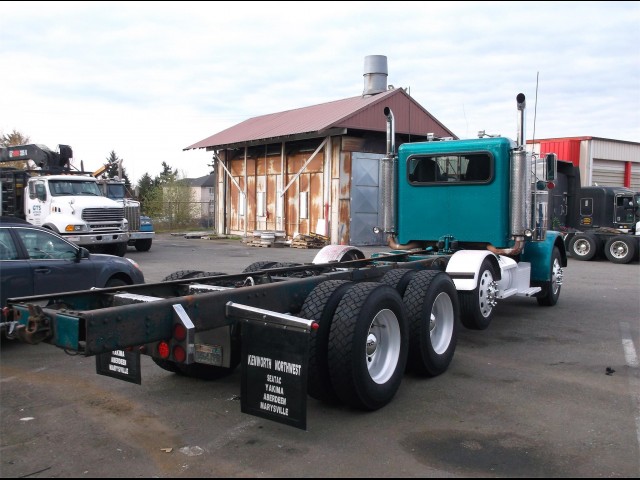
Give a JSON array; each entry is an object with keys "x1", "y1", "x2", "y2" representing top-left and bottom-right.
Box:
[{"x1": 363, "y1": 55, "x2": 388, "y2": 97}]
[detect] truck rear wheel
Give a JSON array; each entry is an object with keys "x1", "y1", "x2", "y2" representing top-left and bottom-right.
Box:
[
  {"x1": 604, "y1": 235, "x2": 636, "y2": 264},
  {"x1": 161, "y1": 270, "x2": 204, "y2": 281},
  {"x1": 568, "y1": 233, "x2": 599, "y2": 261},
  {"x1": 379, "y1": 268, "x2": 417, "y2": 296},
  {"x1": 536, "y1": 246, "x2": 563, "y2": 306},
  {"x1": 152, "y1": 357, "x2": 181, "y2": 373},
  {"x1": 242, "y1": 261, "x2": 278, "y2": 273},
  {"x1": 403, "y1": 270, "x2": 458, "y2": 376},
  {"x1": 152, "y1": 357, "x2": 241, "y2": 380},
  {"x1": 459, "y1": 258, "x2": 497, "y2": 330},
  {"x1": 135, "y1": 239, "x2": 152, "y2": 252},
  {"x1": 327, "y1": 282, "x2": 408, "y2": 410},
  {"x1": 175, "y1": 358, "x2": 240, "y2": 380},
  {"x1": 300, "y1": 280, "x2": 353, "y2": 403}
]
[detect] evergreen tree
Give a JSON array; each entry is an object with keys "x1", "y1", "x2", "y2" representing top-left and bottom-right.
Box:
[
  {"x1": 103, "y1": 150, "x2": 133, "y2": 192},
  {"x1": 156, "y1": 161, "x2": 178, "y2": 185},
  {"x1": 136, "y1": 173, "x2": 155, "y2": 213}
]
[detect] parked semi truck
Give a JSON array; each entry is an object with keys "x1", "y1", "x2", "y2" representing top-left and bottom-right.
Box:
[
  {"x1": 549, "y1": 161, "x2": 639, "y2": 264},
  {"x1": 2, "y1": 93, "x2": 566, "y2": 430},
  {"x1": 93, "y1": 166, "x2": 155, "y2": 252},
  {"x1": 0, "y1": 144, "x2": 130, "y2": 256}
]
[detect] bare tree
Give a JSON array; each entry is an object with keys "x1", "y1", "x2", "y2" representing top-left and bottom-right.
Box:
[{"x1": 1, "y1": 129, "x2": 31, "y2": 147}]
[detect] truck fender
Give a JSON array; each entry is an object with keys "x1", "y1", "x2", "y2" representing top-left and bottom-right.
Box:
[
  {"x1": 446, "y1": 250, "x2": 501, "y2": 291},
  {"x1": 521, "y1": 231, "x2": 567, "y2": 282},
  {"x1": 312, "y1": 244, "x2": 365, "y2": 264}
]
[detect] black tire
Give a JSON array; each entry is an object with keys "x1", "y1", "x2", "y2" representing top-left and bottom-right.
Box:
[
  {"x1": 152, "y1": 357, "x2": 181, "y2": 373},
  {"x1": 175, "y1": 356, "x2": 240, "y2": 380},
  {"x1": 135, "y1": 239, "x2": 152, "y2": 252},
  {"x1": 270, "y1": 262, "x2": 301, "y2": 268},
  {"x1": 161, "y1": 270, "x2": 204, "y2": 281},
  {"x1": 403, "y1": 270, "x2": 459, "y2": 376},
  {"x1": 268, "y1": 262, "x2": 303, "y2": 277},
  {"x1": 459, "y1": 258, "x2": 497, "y2": 330},
  {"x1": 300, "y1": 280, "x2": 353, "y2": 403},
  {"x1": 568, "y1": 233, "x2": 599, "y2": 261},
  {"x1": 379, "y1": 268, "x2": 417, "y2": 296},
  {"x1": 189, "y1": 271, "x2": 227, "y2": 278},
  {"x1": 105, "y1": 277, "x2": 129, "y2": 288},
  {"x1": 327, "y1": 282, "x2": 408, "y2": 411},
  {"x1": 536, "y1": 246, "x2": 563, "y2": 306},
  {"x1": 604, "y1": 235, "x2": 637, "y2": 264},
  {"x1": 113, "y1": 242, "x2": 128, "y2": 257},
  {"x1": 338, "y1": 249, "x2": 366, "y2": 262},
  {"x1": 152, "y1": 353, "x2": 241, "y2": 380},
  {"x1": 187, "y1": 271, "x2": 236, "y2": 287},
  {"x1": 242, "y1": 261, "x2": 278, "y2": 273}
]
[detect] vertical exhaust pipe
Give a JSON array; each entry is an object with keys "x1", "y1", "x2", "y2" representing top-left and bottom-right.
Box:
[
  {"x1": 489, "y1": 93, "x2": 530, "y2": 256},
  {"x1": 376, "y1": 107, "x2": 423, "y2": 250},
  {"x1": 377, "y1": 107, "x2": 396, "y2": 236}
]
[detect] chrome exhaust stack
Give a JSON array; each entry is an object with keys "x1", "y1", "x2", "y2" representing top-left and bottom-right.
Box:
[
  {"x1": 490, "y1": 93, "x2": 532, "y2": 256},
  {"x1": 376, "y1": 107, "x2": 397, "y2": 236}
]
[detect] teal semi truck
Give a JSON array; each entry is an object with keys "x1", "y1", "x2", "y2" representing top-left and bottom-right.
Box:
[{"x1": 2, "y1": 93, "x2": 565, "y2": 430}]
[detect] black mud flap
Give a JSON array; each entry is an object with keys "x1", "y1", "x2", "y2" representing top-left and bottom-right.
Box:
[
  {"x1": 96, "y1": 349, "x2": 142, "y2": 385},
  {"x1": 241, "y1": 322, "x2": 309, "y2": 430}
]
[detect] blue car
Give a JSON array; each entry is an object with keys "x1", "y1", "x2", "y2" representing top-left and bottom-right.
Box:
[{"x1": 0, "y1": 217, "x2": 145, "y2": 313}]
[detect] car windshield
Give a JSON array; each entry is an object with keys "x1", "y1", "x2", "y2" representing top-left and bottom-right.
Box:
[{"x1": 50, "y1": 180, "x2": 102, "y2": 196}]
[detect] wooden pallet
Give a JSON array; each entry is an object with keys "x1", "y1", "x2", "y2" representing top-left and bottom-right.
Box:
[{"x1": 291, "y1": 232, "x2": 328, "y2": 249}]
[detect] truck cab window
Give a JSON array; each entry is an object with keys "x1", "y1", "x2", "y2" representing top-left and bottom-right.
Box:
[{"x1": 408, "y1": 154, "x2": 492, "y2": 184}]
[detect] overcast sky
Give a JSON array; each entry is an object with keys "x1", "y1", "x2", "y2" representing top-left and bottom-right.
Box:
[{"x1": 2, "y1": 1, "x2": 638, "y2": 183}]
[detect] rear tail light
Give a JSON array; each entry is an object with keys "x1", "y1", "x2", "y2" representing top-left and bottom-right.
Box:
[
  {"x1": 173, "y1": 345, "x2": 187, "y2": 363},
  {"x1": 157, "y1": 341, "x2": 170, "y2": 359}
]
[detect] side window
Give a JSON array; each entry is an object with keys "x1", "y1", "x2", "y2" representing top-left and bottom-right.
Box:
[
  {"x1": 0, "y1": 230, "x2": 19, "y2": 260},
  {"x1": 15, "y1": 229, "x2": 77, "y2": 260}
]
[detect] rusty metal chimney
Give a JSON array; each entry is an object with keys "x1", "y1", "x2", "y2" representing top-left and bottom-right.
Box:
[{"x1": 363, "y1": 55, "x2": 388, "y2": 96}]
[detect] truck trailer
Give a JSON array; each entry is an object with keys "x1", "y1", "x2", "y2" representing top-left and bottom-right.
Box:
[{"x1": 2, "y1": 93, "x2": 566, "y2": 430}]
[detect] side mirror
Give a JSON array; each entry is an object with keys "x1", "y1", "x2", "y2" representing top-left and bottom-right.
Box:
[
  {"x1": 545, "y1": 153, "x2": 557, "y2": 182},
  {"x1": 76, "y1": 247, "x2": 90, "y2": 262}
]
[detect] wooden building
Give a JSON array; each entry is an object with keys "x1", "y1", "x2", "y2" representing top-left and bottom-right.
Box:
[{"x1": 184, "y1": 56, "x2": 456, "y2": 246}]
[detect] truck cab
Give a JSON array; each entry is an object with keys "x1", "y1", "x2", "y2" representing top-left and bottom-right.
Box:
[
  {"x1": 95, "y1": 178, "x2": 155, "y2": 252},
  {"x1": 1, "y1": 143, "x2": 130, "y2": 256}
]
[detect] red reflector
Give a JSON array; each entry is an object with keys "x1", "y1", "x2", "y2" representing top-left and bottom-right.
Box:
[
  {"x1": 173, "y1": 345, "x2": 186, "y2": 363},
  {"x1": 173, "y1": 324, "x2": 187, "y2": 341},
  {"x1": 311, "y1": 322, "x2": 319, "y2": 331},
  {"x1": 157, "y1": 341, "x2": 170, "y2": 359}
]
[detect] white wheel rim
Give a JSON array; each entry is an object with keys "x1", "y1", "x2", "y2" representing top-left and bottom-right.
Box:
[
  {"x1": 366, "y1": 308, "x2": 401, "y2": 384},
  {"x1": 430, "y1": 292, "x2": 454, "y2": 354},
  {"x1": 478, "y1": 269, "x2": 496, "y2": 318}
]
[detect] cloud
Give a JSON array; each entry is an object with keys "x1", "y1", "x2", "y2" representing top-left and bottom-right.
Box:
[{"x1": 2, "y1": 1, "x2": 638, "y2": 183}]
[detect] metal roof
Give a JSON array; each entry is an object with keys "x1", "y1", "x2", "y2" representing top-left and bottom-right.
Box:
[
  {"x1": 186, "y1": 174, "x2": 215, "y2": 187},
  {"x1": 184, "y1": 88, "x2": 456, "y2": 151}
]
